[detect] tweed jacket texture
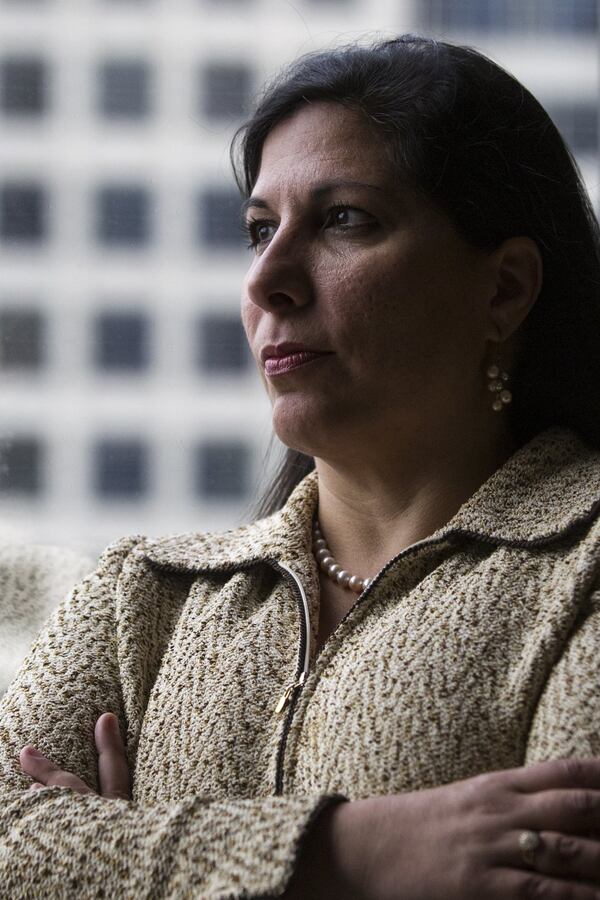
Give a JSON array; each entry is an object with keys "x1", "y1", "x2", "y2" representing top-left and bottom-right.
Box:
[
  {"x1": 0, "y1": 425, "x2": 600, "y2": 899},
  {"x1": 0, "y1": 544, "x2": 94, "y2": 695}
]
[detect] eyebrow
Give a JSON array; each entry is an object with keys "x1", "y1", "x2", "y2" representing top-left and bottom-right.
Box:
[{"x1": 240, "y1": 178, "x2": 389, "y2": 217}]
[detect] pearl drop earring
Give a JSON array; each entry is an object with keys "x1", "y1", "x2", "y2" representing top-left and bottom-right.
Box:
[{"x1": 486, "y1": 362, "x2": 512, "y2": 412}]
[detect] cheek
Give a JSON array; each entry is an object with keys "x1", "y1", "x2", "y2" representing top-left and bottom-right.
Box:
[
  {"x1": 330, "y1": 261, "x2": 460, "y2": 378},
  {"x1": 240, "y1": 298, "x2": 258, "y2": 347},
  {"x1": 239, "y1": 298, "x2": 273, "y2": 397},
  {"x1": 324, "y1": 261, "x2": 409, "y2": 349}
]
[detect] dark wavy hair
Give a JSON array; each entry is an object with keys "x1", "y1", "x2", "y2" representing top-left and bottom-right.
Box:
[{"x1": 230, "y1": 35, "x2": 600, "y2": 519}]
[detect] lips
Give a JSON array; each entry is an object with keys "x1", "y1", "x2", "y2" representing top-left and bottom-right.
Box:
[
  {"x1": 260, "y1": 341, "x2": 333, "y2": 375},
  {"x1": 260, "y1": 342, "x2": 327, "y2": 363},
  {"x1": 264, "y1": 350, "x2": 331, "y2": 376}
]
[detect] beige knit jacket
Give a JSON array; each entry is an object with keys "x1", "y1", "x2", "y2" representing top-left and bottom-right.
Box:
[
  {"x1": 0, "y1": 425, "x2": 600, "y2": 899},
  {"x1": 0, "y1": 543, "x2": 94, "y2": 696}
]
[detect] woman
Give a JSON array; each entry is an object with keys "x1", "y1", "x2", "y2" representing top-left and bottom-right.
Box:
[{"x1": 2, "y1": 34, "x2": 600, "y2": 899}]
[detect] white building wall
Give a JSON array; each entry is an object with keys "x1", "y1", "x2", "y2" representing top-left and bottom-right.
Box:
[{"x1": 0, "y1": 0, "x2": 596, "y2": 556}]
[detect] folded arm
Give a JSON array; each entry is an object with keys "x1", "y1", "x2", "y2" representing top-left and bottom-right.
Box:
[
  {"x1": 525, "y1": 582, "x2": 600, "y2": 764},
  {"x1": 0, "y1": 537, "x2": 346, "y2": 899}
]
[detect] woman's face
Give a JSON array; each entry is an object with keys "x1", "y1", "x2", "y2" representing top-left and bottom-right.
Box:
[{"x1": 241, "y1": 101, "x2": 500, "y2": 459}]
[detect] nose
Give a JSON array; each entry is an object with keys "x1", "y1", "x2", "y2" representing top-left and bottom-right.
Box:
[{"x1": 243, "y1": 225, "x2": 313, "y2": 314}]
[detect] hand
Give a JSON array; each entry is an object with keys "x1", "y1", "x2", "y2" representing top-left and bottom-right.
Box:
[
  {"x1": 19, "y1": 712, "x2": 131, "y2": 801},
  {"x1": 293, "y1": 758, "x2": 600, "y2": 900}
]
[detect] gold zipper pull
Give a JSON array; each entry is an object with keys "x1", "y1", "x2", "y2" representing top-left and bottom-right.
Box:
[
  {"x1": 275, "y1": 684, "x2": 296, "y2": 714},
  {"x1": 275, "y1": 672, "x2": 308, "y2": 715}
]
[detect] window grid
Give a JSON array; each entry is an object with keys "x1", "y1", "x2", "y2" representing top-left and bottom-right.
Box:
[
  {"x1": 200, "y1": 62, "x2": 252, "y2": 120},
  {"x1": 96, "y1": 186, "x2": 151, "y2": 247},
  {"x1": 97, "y1": 59, "x2": 151, "y2": 120},
  {"x1": 0, "y1": 57, "x2": 47, "y2": 116},
  {"x1": 0, "y1": 183, "x2": 47, "y2": 244},
  {"x1": 194, "y1": 440, "x2": 251, "y2": 500},
  {"x1": 0, "y1": 309, "x2": 45, "y2": 370},
  {"x1": 420, "y1": 0, "x2": 597, "y2": 31},
  {"x1": 197, "y1": 313, "x2": 250, "y2": 373},
  {"x1": 93, "y1": 438, "x2": 149, "y2": 499},
  {"x1": 94, "y1": 310, "x2": 151, "y2": 371},
  {"x1": 198, "y1": 187, "x2": 244, "y2": 250},
  {"x1": 0, "y1": 436, "x2": 44, "y2": 495}
]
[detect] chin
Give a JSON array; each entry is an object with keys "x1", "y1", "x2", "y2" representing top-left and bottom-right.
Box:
[
  {"x1": 270, "y1": 397, "x2": 327, "y2": 457},
  {"x1": 272, "y1": 394, "x2": 361, "y2": 460}
]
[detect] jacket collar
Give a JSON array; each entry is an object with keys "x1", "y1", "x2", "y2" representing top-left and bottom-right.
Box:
[{"x1": 140, "y1": 426, "x2": 600, "y2": 573}]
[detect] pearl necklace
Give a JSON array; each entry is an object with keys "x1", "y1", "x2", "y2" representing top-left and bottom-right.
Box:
[{"x1": 312, "y1": 519, "x2": 373, "y2": 594}]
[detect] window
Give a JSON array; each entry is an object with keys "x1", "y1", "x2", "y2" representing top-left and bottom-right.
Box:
[
  {"x1": 97, "y1": 59, "x2": 151, "y2": 120},
  {"x1": 420, "y1": 0, "x2": 596, "y2": 31},
  {"x1": 420, "y1": 0, "x2": 493, "y2": 29},
  {"x1": 94, "y1": 310, "x2": 150, "y2": 371},
  {"x1": 0, "y1": 436, "x2": 44, "y2": 495},
  {"x1": 200, "y1": 62, "x2": 252, "y2": 120},
  {"x1": 195, "y1": 439, "x2": 251, "y2": 500},
  {"x1": 0, "y1": 57, "x2": 47, "y2": 116},
  {"x1": 0, "y1": 183, "x2": 47, "y2": 244},
  {"x1": 552, "y1": 0, "x2": 596, "y2": 29},
  {"x1": 93, "y1": 437, "x2": 149, "y2": 499},
  {"x1": 197, "y1": 187, "x2": 243, "y2": 250},
  {"x1": 550, "y1": 103, "x2": 598, "y2": 155},
  {"x1": 197, "y1": 313, "x2": 249, "y2": 373},
  {"x1": 0, "y1": 309, "x2": 45, "y2": 370},
  {"x1": 95, "y1": 185, "x2": 151, "y2": 247}
]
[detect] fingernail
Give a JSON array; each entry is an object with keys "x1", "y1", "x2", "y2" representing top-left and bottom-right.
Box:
[
  {"x1": 100, "y1": 713, "x2": 117, "y2": 733},
  {"x1": 25, "y1": 746, "x2": 43, "y2": 758}
]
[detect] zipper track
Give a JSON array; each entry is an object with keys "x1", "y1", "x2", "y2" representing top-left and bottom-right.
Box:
[
  {"x1": 270, "y1": 532, "x2": 457, "y2": 795},
  {"x1": 153, "y1": 535, "x2": 459, "y2": 796},
  {"x1": 321, "y1": 530, "x2": 457, "y2": 651},
  {"x1": 152, "y1": 554, "x2": 310, "y2": 796},
  {"x1": 271, "y1": 561, "x2": 310, "y2": 796}
]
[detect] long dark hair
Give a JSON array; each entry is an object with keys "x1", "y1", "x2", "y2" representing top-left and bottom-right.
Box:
[{"x1": 230, "y1": 35, "x2": 600, "y2": 519}]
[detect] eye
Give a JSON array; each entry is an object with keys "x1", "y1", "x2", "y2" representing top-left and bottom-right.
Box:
[
  {"x1": 325, "y1": 204, "x2": 374, "y2": 230},
  {"x1": 242, "y1": 218, "x2": 276, "y2": 251},
  {"x1": 242, "y1": 203, "x2": 374, "y2": 252}
]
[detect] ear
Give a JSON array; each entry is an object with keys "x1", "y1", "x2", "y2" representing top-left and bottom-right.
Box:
[{"x1": 483, "y1": 236, "x2": 543, "y2": 342}]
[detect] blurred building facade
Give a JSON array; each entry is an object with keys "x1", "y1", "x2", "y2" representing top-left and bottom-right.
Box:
[{"x1": 0, "y1": 0, "x2": 597, "y2": 557}]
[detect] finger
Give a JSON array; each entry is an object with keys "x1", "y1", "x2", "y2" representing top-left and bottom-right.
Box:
[
  {"x1": 493, "y1": 868, "x2": 600, "y2": 900},
  {"x1": 528, "y1": 830, "x2": 600, "y2": 886},
  {"x1": 27, "y1": 782, "x2": 45, "y2": 791},
  {"x1": 19, "y1": 746, "x2": 93, "y2": 794},
  {"x1": 95, "y1": 713, "x2": 131, "y2": 801},
  {"x1": 525, "y1": 788, "x2": 600, "y2": 839},
  {"x1": 510, "y1": 757, "x2": 600, "y2": 794},
  {"x1": 19, "y1": 745, "x2": 58, "y2": 779},
  {"x1": 497, "y1": 829, "x2": 600, "y2": 887}
]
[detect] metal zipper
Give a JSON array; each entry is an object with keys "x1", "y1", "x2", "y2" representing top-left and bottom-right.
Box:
[
  {"x1": 274, "y1": 561, "x2": 312, "y2": 710},
  {"x1": 269, "y1": 533, "x2": 457, "y2": 794},
  {"x1": 154, "y1": 554, "x2": 312, "y2": 796},
  {"x1": 271, "y1": 560, "x2": 311, "y2": 796},
  {"x1": 318, "y1": 531, "x2": 458, "y2": 648}
]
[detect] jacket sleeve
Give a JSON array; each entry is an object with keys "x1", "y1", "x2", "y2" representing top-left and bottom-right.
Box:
[
  {"x1": 0, "y1": 536, "x2": 347, "y2": 900},
  {"x1": 525, "y1": 584, "x2": 600, "y2": 763},
  {"x1": 0, "y1": 542, "x2": 95, "y2": 695}
]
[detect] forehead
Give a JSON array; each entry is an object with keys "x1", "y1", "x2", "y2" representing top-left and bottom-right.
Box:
[{"x1": 254, "y1": 102, "x2": 396, "y2": 195}]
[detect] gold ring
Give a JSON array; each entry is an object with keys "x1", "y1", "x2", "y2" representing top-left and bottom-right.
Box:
[{"x1": 519, "y1": 830, "x2": 542, "y2": 866}]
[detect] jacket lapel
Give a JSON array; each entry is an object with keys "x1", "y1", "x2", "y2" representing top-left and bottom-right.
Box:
[{"x1": 139, "y1": 426, "x2": 600, "y2": 574}]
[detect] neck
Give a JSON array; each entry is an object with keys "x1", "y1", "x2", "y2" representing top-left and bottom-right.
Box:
[{"x1": 313, "y1": 418, "x2": 517, "y2": 579}]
